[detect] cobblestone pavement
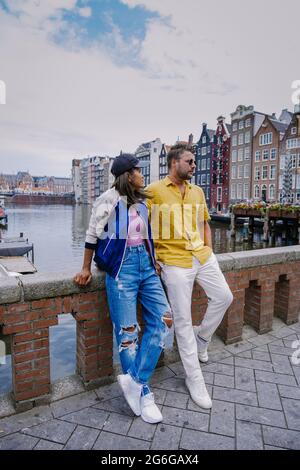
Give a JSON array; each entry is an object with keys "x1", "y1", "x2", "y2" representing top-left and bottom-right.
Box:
[{"x1": 0, "y1": 318, "x2": 300, "y2": 450}]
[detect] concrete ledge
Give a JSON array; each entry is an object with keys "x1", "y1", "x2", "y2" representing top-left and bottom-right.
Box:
[
  {"x1": 0, "y1": 278, "x2": 22, "y2": 304},
  {"x1": 21, "y1": 269, "x2": 105, "y2": 301}
]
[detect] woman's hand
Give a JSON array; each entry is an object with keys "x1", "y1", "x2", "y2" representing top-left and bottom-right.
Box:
[
  {"x1": 155, "y1": 262, "x2": 162, "y2": 276},
  {"x1": 73, "y1": 268, "x2": 92, "y2": 286}
]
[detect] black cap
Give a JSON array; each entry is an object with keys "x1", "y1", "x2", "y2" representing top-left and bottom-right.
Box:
[{"x1": 111, "y1": 153, "x2": 149, "y2": 178}]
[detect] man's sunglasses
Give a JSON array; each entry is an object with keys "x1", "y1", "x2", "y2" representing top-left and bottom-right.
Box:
[{"x1": 183, "y1": 159, "x2": 196, "y2": 166}]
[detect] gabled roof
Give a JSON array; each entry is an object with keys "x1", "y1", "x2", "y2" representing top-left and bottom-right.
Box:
[{"x1": 269, "y1": 118, "x2": 289, "y2": 134}]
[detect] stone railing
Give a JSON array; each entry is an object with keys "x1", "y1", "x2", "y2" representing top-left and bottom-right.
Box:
[{"x1": 1, "y1": 246, "x2": 300, "y2": 413}]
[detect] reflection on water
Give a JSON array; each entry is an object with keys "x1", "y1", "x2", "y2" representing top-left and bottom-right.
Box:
[{"x1": 0, "y1": 204, "x2": 298, "y2": 394}]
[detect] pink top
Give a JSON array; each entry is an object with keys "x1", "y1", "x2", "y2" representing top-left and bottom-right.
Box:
[{"x1": 127, "y1": 207, "x2": 147, "y2": 246}]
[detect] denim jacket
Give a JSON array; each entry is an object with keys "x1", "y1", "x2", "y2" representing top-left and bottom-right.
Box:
[{"x1": 85, "y1": 188, "x2": 156, "y2": 279}]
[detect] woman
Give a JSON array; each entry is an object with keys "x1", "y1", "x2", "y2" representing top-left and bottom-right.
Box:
[{"x1": 74, "y1": 153, "x2": 172, "y2": 424}]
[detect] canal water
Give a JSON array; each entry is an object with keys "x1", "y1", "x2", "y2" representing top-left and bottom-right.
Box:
[{"x1": 0, "y1": 204, "x2": 298, "y2": 394}]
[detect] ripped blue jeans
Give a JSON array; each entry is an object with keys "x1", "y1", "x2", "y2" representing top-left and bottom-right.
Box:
[{"x1": 106, "y1": 244, "x2": 170, "y2": 392}]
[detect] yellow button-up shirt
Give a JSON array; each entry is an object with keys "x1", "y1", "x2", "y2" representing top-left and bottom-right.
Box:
[{"x1": 147, "y1": 176, "x2": 212, "y2": 268}]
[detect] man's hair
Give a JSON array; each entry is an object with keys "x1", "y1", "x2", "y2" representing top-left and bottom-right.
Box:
[{"x1": 167, "y1": 143, "x2": 194, "y2": 169}]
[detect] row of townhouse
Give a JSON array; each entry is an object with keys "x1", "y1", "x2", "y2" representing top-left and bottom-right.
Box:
[{"x1": 0, "y1": 172, "x2": 73, "y2": 194}]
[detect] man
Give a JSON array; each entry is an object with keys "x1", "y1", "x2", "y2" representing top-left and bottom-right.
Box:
[{"x1": 147, "y1": 143, "x2": 233, "y2": 409}]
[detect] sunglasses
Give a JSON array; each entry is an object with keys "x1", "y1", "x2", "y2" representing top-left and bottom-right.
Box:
[{"x1": 182, "y1": 158, "x2": 196, "y2": 166}]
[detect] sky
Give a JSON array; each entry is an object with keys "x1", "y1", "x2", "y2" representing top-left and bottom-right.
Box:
[{"x1": 0, "y1": 0, "x2": 299, "y2": 177}]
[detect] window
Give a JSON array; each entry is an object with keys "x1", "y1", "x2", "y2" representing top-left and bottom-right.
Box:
[
  {"x1": 238, "y1": 133, "x2": 244, "y2": 145},
  {"x1": 202, "y1": 136, "x2": 207, "y2": 144},
  {"x1": 237, "y1": 184, "x2": 242, "y2": 199},
  {"x1": 298, "y1": 154, "x2": 300, "y2": 168},
  {"x1": 291, "y1": 127, "x2": 297, "y2": 135},
  {"x1": 232, "y1": 123, "x2": 238, "y2": 132},
  {"x1": 201, "y1": 147, "x2": 207, "y2": 156},
  {"x1": 207, "y1": 158, "x2": 211, "y2": 169},
  {"x1": 244, "y1": 183, "x2": 249, "y2": 199},
  {"x1": 201, "y1": 159, "x2": 206, "y2": 171},
  {"x1": 259, "y1": 132, "x2": 273, "y2": 146},
  {"x1": 255, "y1": 151, "x2": 261, "y2": 162},
  {"x1": 238, "y1": 148, "x2": 244, "y2": 161},
  {"x1": 278, "y1": 175, "x2": 283, "y2": 190},
  {"x1": 291, "y1": 154, "x2": 297, "y2": 168},
  {"x1": 232, "y1": 150, "x2": 237, "y2": 162},
  {"x1": 280, "y1": 155, "x2": 286, "y2": 170},
  {"x1": 270, "y1": 165, "x2": 276, "y2": 180},
  {"x1": 206, "y1": 173, "x2": 210, "y2": 185},
  {"x1": 244, "y1": 164, "x2": 250, "y2": 178},
  {"x1": 197, "y1": 160, "x2": 201, "y2": 171},
  {"x1": 232, "y1": 135, "x2": 237, "y2": 147},
  {"x1": 286, "y1": 138, "x2": 300, "y2": 149},
  {"x1": 217, "y1": 187, "x2": 222, "y2": 202},
  {"x1": 263, "y1": 149, "x2": 269, "y2": 160},
  {"x1": 245, "y1": 131, "x2": 251, "y2": 144},
  {"x1": 255, "y1": 166, "x2": 260, "y2": 180},
  {"x1": 231, "y1": 184, "x2": 236, "y2": 199},
  {"x1": 207, "y1": 145, "x2": 211, "y2": 153},
  {"x1": 245, "y1": 118, "x2": 251, "y2": 128},
  {"x1": 297, "y1": 175, "x2": 300, "y2": 189},
  {"x1": 239, "y1": 121, "x2": 244, "y2": 130},
  {"x1": 254, "y1": 185, "x2": 260, "y2": 198},
  {"x1": 262, "y1": 166, "x2": 268, "y2": 179},
  {"x1": 297, "y1": 192, "x2": 300, "y2": 203},
  {"x1": 244, "y1": 147, "x2": 250, "y2": 160},
  {"x1": 270, "y1": 148, "x2": 277, "y2": 160},
  {"x1": 238, "y1": 166, "x2": 243, "y2": 179},
  {"x1": 232, "y1": 166, "x2": 237, "y2": 179},
  {"x1": 201, "y1": 174, "x2": 206, "y2": 186},
  {"x1": 153, "y1": 148, "x2": 157, "y2": 153}
]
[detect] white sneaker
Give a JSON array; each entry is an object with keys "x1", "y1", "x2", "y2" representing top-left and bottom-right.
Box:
[
  {"x1": 141, "y1": 393, "x2": 163, "y2": 424},
  {"x1": 198, "y1": 347, "x2": 209, "y2": 363},
  {"x1": 185, "y1": 374, "x2": 212, "y2": 409},
  {"x1": 117, "y1": 374, "x2": 143, "y2": 416}
]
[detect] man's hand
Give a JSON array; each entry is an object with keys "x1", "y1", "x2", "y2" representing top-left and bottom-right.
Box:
[
  {"x1": 155, "y1": 262, "x2": 162, "y2": 276},
  {"x1": 73, "y1": 269, "x2": 92, "y2": 286}
]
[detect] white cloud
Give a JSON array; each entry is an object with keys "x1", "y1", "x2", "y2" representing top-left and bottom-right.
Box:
[
  {"x1": 0, "y1": 0, "x2": 299, "y2": 176},
  {"x1": 77, "y1": 7, "x2": 92, "y2": 18}
]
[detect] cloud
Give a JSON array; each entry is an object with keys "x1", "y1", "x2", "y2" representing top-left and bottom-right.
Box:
[{"x1": 0, "y1": 0, "x2": 299, "y2": 176}]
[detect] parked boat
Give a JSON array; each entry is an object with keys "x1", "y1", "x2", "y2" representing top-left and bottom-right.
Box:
[
  {"x1": 0, "y1": 204, "x2": 8, "y2": 226},
  {"x1": 0, "y1": 233, "x2": 36, "y2": 276}
]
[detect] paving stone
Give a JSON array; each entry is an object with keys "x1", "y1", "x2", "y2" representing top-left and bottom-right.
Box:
[
  {"x1": 283, "y1": 335, "x2": 300, "y2": 348},
  {"x1": 219, "y1": 356, "x2": 234, "y2": 365},
  {"x1": 278, "y1": 384, "x2": 300, "y2": 400},
  {"x1": 161, "y1": 406, "x2": 209, "y2": 432},
  {"x1": 180, "y1": 428, "x2": 235, "y2": 450},
  {"x1": 292, "y1": 366, "x2": 300, "y2": 386},
  {"x1": 225, "y1": 341, "x2": 255, "y2": 355},
  {"x1": 236, "y1": 350, "x2": 252, "y2": 359},
  {"x1": 269, "y1": 339, "x2": 285, "y2": 347},
  {"x1": 152, "y1": 377, "x2": 188, "y2": 394},
  {"x1": 150, "y1": 366, "x2": 176, "y2": 385},
  {"x1": 102, "y1": 412, "x2": 133, "y2": 435},
  {"x1": 213, "y1": 386, "x2": 258, "y2": 406},
  {"x1": 264, "y1": 445, "x2": 287, "y2": 450},
  {"x1": 127, "y1": 418, "x2": 157, "y2": 441},
  {"x1": 282, "y1": 398, "x2": 300, "y2": 431},
  {"x1": 0, "y1": 405, "x2": 53, "y2": 437},
  {"x1": 164, "y1": 391, "x2": 189, "y2": 410},
  {"x1": 34, "y1": 439, "x2": 64, "y2": 450},
  {"x1": 204, "y1": 363, "x2": 234, "y2": 376},
  {"x1": 268, "y1": 344, "x2": 296, "y2": 357},
  {"x1": 236, "y1": 421, "x2": 263, "y2": 450},
  {"x1": 167, "y1": 362, "x2": 185, "y2": 376},
  {"x1": 254, "y1": 345, "x2": 269, "y2": 352},
  {"x1": 236, "y1": 405, "x2": 286, "y2": 428},
  {"x1": 50, "y1": 391, "x2": 99, "y2": 418},
  {"x1": 235, "y1": 357, "x2": 273, "y2": 372},
  {"x1": 252, "y1": 350, "x2": 271, "y2": 362},
  {"x1": 206, "y1": 350, "x2": 233, "y2": 363},
  {"x1": 22, "y1": 419, "x2": 76, "y2": 444},
  {"x1": 271, "y1": 327, "x2": 297, "y2": 339},
  {"x1": 92, "y1": 396, "x2": 135, "y2": 417},
  {"x1": 263, "y1": 425, "x2": 300, "y2": 450},
  {"x1": 235, "y1": 367, "x2": 256, "y2": 392},
  {"x1": 271, "y1": 353, "x2": 294, "y2": 375},
  {"x1": 247, "y1": 334, "x2": 277, "y2": 346},
  {"x1": 64, "y1": 425, "x2": 99, "y2": 450},
  {"x1": 151, "y1": 424, "x2": 182, "y2": 450},
  {"x1": 0, "y1": 432, "x2": 39, "y2": 450},
  {"x1": 93, "y1": 431, "x2": 150, "y2": 450},
  {"x1": 214, "y1": 374, "x2": 235, "y2": 388},
  {"x1": 209, "y1": 400, "x2": 235, "y2": 437},
  {"x1": 59, "y1": 407, "x2": 109, "y2": 429},
  {"x1": 95, "y1": 382, "x2": 122, "y2": 402},
  {"x1": 256, "y1": 381, "x2": 282, "y2": 410},
  {"x1": 255, "y1": 370, "x2": 298, "y2": 386},
  {"x1": 151, "y1": 387, "x2": 167, "y2": 405}
]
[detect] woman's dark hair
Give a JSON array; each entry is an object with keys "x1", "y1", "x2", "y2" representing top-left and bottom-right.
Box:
[
  {"x1": 167, "y1": 143, "x2": 194, "y2": 169},
  {"x1": 112, "y1": 168, "x2": 149, "y2": 206}
]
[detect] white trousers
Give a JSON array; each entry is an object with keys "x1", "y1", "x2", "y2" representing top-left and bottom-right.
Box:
[{"x1": 160, "y1": 253, "x2": 233, "y2": 380}]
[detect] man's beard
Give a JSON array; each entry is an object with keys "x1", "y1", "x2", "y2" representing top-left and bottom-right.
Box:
[{"x1": 177, "y1": 168, "x2": 193, "y2": 180}]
